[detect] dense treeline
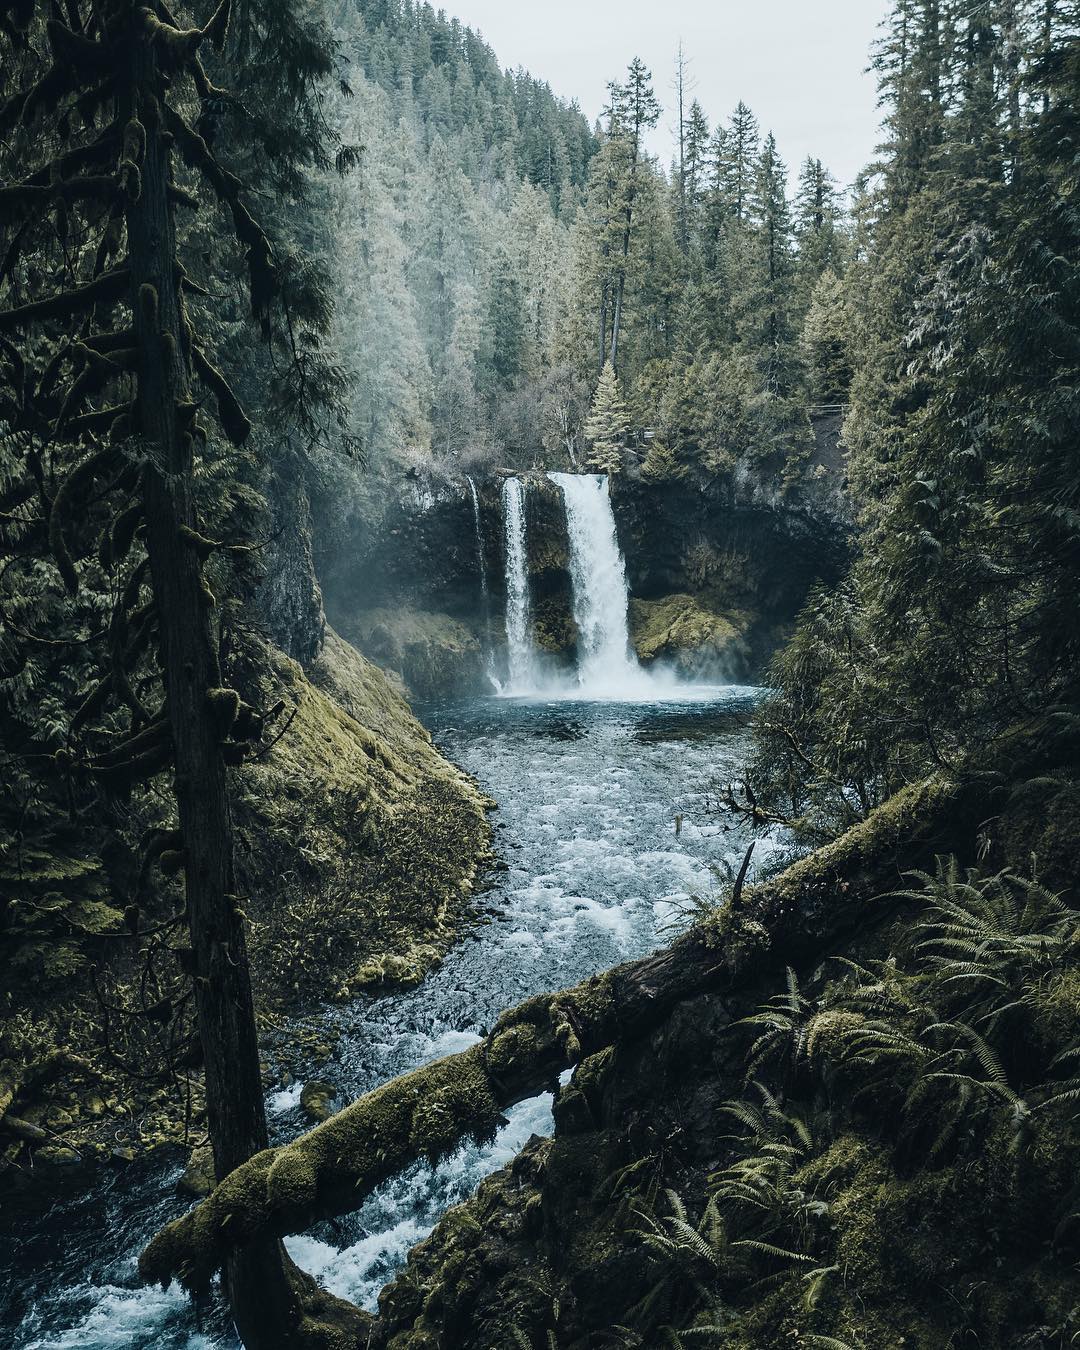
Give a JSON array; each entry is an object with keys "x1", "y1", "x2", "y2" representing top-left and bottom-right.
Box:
[
  {"x1": 318, "y1": 1, "x2": 846, "y2": 482},
  {"x1": 316, "y1": 0, "x2": 595, "y2": 467},
  {"x1": 745, "y1": 0, "x2": 1080, "y2": 840},
  {"x1": 571, "y1": 82, "x2": 847, "y2": 484}
]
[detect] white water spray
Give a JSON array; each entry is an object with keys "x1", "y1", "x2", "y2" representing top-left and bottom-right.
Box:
[
  {"x1": 548, "y1": 473, "x2": 654, "y2": 696},
  {"x1": 502, "y1": 477, "x2": 537, "y2": 693}
]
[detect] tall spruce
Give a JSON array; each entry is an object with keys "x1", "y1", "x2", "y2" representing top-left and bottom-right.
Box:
[{"x1": 604, "y1": 57, "x2": 662, "y2": 372}]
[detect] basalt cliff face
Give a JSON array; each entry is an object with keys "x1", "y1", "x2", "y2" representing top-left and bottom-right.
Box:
[{"x1": 313, "y1": 415, "x2": 852, "y2": 698}]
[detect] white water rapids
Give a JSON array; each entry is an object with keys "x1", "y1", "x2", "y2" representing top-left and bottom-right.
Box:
[{"x1": 4, "y1": 695, "x2": 783, "y2": 1348}]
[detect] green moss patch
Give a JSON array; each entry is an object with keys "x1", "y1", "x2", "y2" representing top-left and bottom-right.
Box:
[
  {"x1": 335, "y1": 607, "x2": 483, "y2": 700},
  {"x1": 629, "y1": 593, "x2": 749, "y2": 678}
]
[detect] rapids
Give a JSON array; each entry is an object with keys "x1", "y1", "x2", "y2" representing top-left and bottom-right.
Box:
[{"x1": 2, "y1": 691, "x2": 780, "y2": 1347}]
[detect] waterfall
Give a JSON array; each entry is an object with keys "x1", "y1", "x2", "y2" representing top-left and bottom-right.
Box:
[
  {"x1": 502, "y1": 477, "x2": 536, "y2": 692},
  {"x1": 548, "y1": 473, "x2": 651, "y2": 695},
  {"x1": 467, "y1": 477, "x2": 489, "y2": 607},
  {"x1": 467, "y1": 476, "x2": 496, "y2": 688}
]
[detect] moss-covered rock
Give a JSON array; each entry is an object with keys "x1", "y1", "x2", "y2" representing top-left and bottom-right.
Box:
[
  {"x1": 238, "y1": 629, "x2": 492, "y2": 1014},
  {"x1": 177, "y1": 1144, "x2": 215, "y2": 1198},
  {"x1": 628, "y1": 593, "x2": 750, "y2": 678},
  {"x1": 300, "y1": 1081, "x2": 336, "y2": 1124}
]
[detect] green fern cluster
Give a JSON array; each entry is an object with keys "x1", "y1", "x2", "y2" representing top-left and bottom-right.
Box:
[{"x1": 605, "y1": 858, "x2": 1080, "y2": 1349}]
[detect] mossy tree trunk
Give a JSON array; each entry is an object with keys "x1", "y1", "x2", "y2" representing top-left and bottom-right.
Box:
[{"x1": 141, "y1": 774, "x2": 969, "y2": 1293}]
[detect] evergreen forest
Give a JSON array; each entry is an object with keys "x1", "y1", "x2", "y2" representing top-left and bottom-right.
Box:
[{"x1": 2, "y1": 1, "x2": 1080, "y2": 1347}]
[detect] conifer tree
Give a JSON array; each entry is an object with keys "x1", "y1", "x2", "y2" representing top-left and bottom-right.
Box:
[
  {"x1": 682, "y1": 99, "x2": 712, "y2": 254},
  {"x1": 584, "y1": 361, "x2": 630, "y2": 473},
  {"x1": 0, "y1": 0, "x2": 362, "y2": 1342},
  {"x1": 716, "y1": 101, "x2": 760, "y2": 221},
  {"x1": 793, "y1": 157, "x2": 845, "y2": 313},
  {"x1": 604, "y1": 57, "x2": 662, "y2": 371},
  {"x1": 801, "y1": 269, "x2": 853, "y2": 404}
]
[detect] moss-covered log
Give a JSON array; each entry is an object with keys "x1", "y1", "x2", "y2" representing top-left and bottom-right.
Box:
[{"x1": 140, "y1": 774, "x2": 963, "y2": 1293}]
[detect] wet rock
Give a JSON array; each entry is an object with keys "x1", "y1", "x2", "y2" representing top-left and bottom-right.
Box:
[
  {"x1": 300, "y1": 1080, "x2": 336, "y2": 1123},
  {"x1": 629, "y1": 593, "x2": 749, "y2": 679},
  {"x1": 177, "y1": 1144, "x2": 215, "y2": 1198},
  {"x1": 34, "y1": 1145, "x2": 81, "y2": 1167}
]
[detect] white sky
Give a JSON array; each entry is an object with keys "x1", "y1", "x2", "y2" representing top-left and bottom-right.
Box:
[{"x1": 454, "y1": 0, "x2": 892, "y2": 191}]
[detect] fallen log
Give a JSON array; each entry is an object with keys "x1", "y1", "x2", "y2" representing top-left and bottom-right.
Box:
[{"x1": 140, "y1": 774, "x2": 960, "y2": 1293}]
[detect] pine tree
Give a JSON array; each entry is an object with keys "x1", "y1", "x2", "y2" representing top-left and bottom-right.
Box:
[
  {"x1": 717, "y1": 101, "x2": 760, "y2": 221},
  {"x1": 801, "y1": 270, "x2": 853, "y2": 404},
  {"x1": 604, "y1": 57, "x2": 662, "y2": 371},
  {"x1": 793, "y1": 157, "x2": 846, "y2": 314},
  {"x1": 683, "y1": 99, "x2": 712, "y2": 254},
  {"x1": 584, "y1": 362, "x2": 630, "y2": 473}
]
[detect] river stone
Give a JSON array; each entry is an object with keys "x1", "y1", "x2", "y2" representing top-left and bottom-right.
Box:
[
  {"x1": 177, "y1": 1143, "x2": 215, "y2": 1198},
  {"x1": 35, "y1": 1144, "x2": 81, "y2": 1167},
  {"x1": 300, "y1": 1080, "x2": 336, "y2": 1123}
]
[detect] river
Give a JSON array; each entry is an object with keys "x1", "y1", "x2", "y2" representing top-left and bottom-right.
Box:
[{"x1": 2, "y1": 688, "x2": 778, "y2": 1347}]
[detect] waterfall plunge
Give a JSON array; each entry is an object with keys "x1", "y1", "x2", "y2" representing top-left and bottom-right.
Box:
[
  {"x1": 548, "y1": 472, "x2": 655, "y2": 697},
  {"x1": 498, "y1": 472, "x2": 699, "y2": 700},
  {"x1": 502, "y1": 477, "x2": 537, "y2": 693}
]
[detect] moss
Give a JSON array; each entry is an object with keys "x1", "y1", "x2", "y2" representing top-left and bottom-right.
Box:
[
  {"x1": 486, "y1": 1021, "x2": 543, "y2": 1079},
  {"x1": 238, "y1": 628, "x2": 491, "y2": 1015},
  {"x1": 299, "y1": 1081, "x2": 335, "y2": 1123},
  {"x1": 805, "y1": 1008, "x2": 866, "y2": 1063},
  {"x1": 752, "y1": 774, "x2": 956, "y2": 909},
  {"x1": 266, "y1": 1147, "x2": 319, "y2": 1217},
  {"x1": 629, "y1": 593, "x2": 749, "y2": 677},
  {"x1": 141, "y1": 1044, "x2": 507, "y2": 1289}
]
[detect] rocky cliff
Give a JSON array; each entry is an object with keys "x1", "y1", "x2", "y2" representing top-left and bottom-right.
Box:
[{"x1": 314, "y1": 415, "x2": 852, "y2": 698}]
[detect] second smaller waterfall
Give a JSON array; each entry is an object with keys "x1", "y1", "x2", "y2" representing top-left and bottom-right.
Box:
[
  {"x1": 502, "y1": 477, "x2": 537, "y2": 693},
  {"x1": 467, "y1": 477, "x2": 497, "y2": 688},
  {"x1": 467, "y1": 476, "x2": 490, "y2": 611}
]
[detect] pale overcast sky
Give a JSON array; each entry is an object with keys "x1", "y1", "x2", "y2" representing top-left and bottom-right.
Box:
[{"x1": 454, "y1": 0, "x2": 892, "y2": 192}]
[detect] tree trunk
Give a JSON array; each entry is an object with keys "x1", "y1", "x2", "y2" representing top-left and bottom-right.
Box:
[
  {"x1": 609, "y1": 276, "x2": 624, "y2": 372},
  {"x1": 123, "y1": 20, "x2": 320, "y2": 1348},
  {"x1": 609, "y1": 134, "x2": 639, "y2": 373},
  {"x1": 598, "y1": 281, "x2": 608, "y2": 375}
]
